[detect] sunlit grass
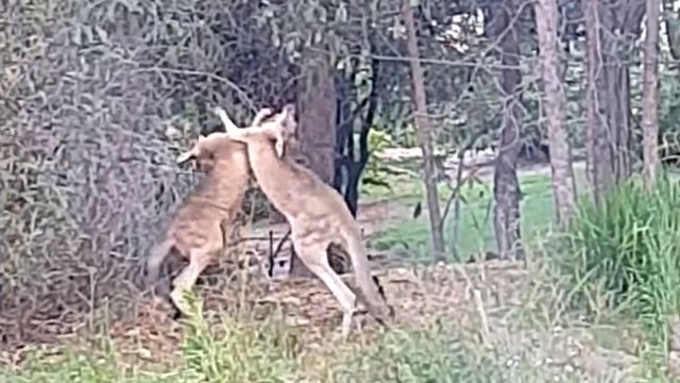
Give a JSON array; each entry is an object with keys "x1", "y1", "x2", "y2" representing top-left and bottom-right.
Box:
[
  {"x1": 2, "y1": 273, "x2": 630, "y2": 383},
  {"x1": 367, "y1": 169, "x2": 588, "y2": 261},
  {"x1": 4, "y1": 163, "x2": 667, "y2": 382},
  {"x1": 554, "y1": 174, "x2": 680, "y2": 380}
]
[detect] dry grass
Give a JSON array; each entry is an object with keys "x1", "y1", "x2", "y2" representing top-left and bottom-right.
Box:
[{"x1": 1, "y1": 256, "x2": 644, "y2": 382}]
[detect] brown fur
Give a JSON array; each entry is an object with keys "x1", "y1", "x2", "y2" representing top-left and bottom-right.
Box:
[
  {"x1": 144, "y1": 108, "x2": 274, "y2": 316},
  {"x1": 204, "y1": 104, "x2": 394, "y2": 337}
]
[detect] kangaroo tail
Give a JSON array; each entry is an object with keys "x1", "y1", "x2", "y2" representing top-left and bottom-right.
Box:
[
  {"x1": 342, "y1": 226, "x2": 395, "y2": 325},
  {"x1": 144, "y1": 238, "x2": 174, "y2": 289}
]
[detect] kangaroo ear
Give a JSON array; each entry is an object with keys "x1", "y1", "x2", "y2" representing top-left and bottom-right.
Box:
[
  {"x1": 178, "y1": 133, "x2": 206, "y2": 164},
  {"x1": 176, "y1": 151, "x2": 195, "y2": 164},
  {"x1": 212, "y1": 106, "x2": 239, "y2": 132},
  {"x1": 280, "y1": 104, "x2": 298, "y2": 136},
  {"x1": 252, "y1": 107, "x2": 275, "y2": 126},
  {"x1": 273, "y1": 106, "x2": 289, "y2": 126},
  {"x1": 281, "y1": 103, "x2": 296, "y2": 116},
  {"x1": 274, "y1": 131, "x2": 285, "y2": 158}
]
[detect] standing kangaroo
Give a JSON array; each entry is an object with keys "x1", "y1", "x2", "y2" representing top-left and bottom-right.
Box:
[
  {"x1": 144, "y1": 108, "x2": 272, "y2": 317},
  {"x1": 198, "y1": 104, "x2": 394, "y2": 337}
]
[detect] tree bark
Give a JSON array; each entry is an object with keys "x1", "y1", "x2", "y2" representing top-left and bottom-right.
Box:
[
  {"x1": 534, "y1": 0, "x2": 576, "y2": 226},
  {"x1": 643, "y1": 0, "x2": 661, "y2": 188},
  {"x1": 402, "y1": 0, "x2": 446, "y2": 260},
  {"x1": 584, "y1": 0, "x2": 615, "y2": 204},
  {"x1": 663, "y1": 0, "x2": 680, "y2": 61},
  {"x1": 607, "y1": 65, "x2": 632, "y2": 182},
  {"x1": 298, "y1": 50, "x2": 338, "y2": 185},
  {"x1": 487, "y1": 2, "x2": 524, "y2": 260},
  {"x1": 334, "y1": 58, "x2": 379, "y2": 217},
  {"x1": 287, "y1": 50, "x2": 338, "y2": 278},
  {"x1": 584, "y1": 0, "x2": 644, "y2": 203},
  {"x1": 612, "y1": 1, "x2": 645, "y2": 182}
]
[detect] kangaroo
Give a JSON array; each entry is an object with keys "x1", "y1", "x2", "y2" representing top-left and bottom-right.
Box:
[
  {"x1": 201, "y1": 104, "x2": 395, "y2": 338},
  {"x1": 144, "y1": 108, "x2": 272, "y2": 318}
]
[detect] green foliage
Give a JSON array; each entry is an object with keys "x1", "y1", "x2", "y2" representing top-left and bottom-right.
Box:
[
  {"x1": 392, "y1": 122, "x2": 419, "y2": 148},
  {"x1": 0, "y1": 319, "x2": 590, "y2": 383},
  {"x1": 361, "y1": 129, "x2": 396, "y2": 195},
  {"x1": 369, "y1": 172, "x2": 557, "y2": 260},
  {"x1": 658, "y1": 64, "x2": 680, "y2": 160},
  {"x1": 558, "y1": 176, "x2": 680, "y2": 316},
  {"x1": 329, "y1": 327, "x2": 506, "y2": 382},
  {"x1": 1, "y1": 349, "x2": 139, "y2": 383},
  {"x1": 557, "y1": 175, "x2": 680, "y2": 378},
  {"x1": 3, "y1": 293, "x2": 299, "y2": 383},
  {"x1": 179, "y1": 291, "x2": 298, "y2": 383}
]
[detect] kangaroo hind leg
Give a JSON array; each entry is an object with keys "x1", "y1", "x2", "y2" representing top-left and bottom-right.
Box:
[
  {"x1": 293, "y1": 239, "x2": 358, "y2": 340},
  {"x1": 169, "y1": 247, "x2": 214, "y2": 319}
]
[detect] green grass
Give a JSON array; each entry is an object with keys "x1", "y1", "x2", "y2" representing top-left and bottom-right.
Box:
[
  {"x1": 2, "y1": 266, "x2": 635, "y2": 383},
  {"x1": 0, "y1": 294, "x2": 561, "y2": 383},
  {"x1": 0, "y1": 307, "x2": 608, "y2": 383},
  {"x1": 554, "y1": 174, "x2": 680, "y2": 380},
  {"x1": 367, "y1": 169, "x2": 587, "y2": 261},
  {"x1": 7, "y1": 163, "x2": 671, "y2": 382}
]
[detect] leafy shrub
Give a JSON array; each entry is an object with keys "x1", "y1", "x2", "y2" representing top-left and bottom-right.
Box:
[
  {"x1": 556, "y1": 175, "x2": 680, "y2": 377},
  {"x1": 328, "y1": 326, "x2": 506, "y2": 383},
  {"x1": 179, "y1": 292, "x2": 299, "y2": 383},
  {"x1": 558, "y1": 176, "x2": 680, "y2": 316},
  {"x1": 361, "y1": 129, "x2": 395, "y2": 195}
]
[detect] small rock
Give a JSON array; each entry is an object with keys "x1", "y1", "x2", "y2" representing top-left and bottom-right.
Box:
[{"x1": 137, "y1": 348, "x2": 152, "y2": 360}]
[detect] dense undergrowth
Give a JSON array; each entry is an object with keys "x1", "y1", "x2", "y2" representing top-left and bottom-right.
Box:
[
  {"x1": 556, "y1": 174, "x2": 680, "y2": 380},
  {"x1": 7, "y1": 175, "x2": 680, "y2": 381},
  {"x1": 1, "y1": 308, "x2": 588, "y2": 383}
]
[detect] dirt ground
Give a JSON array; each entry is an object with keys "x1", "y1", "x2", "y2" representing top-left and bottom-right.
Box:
[
  {"x1": 106, "y1": 261, "x2": 524, "y2": 362},
  {"x1": 1, "y1": 258, "x2": 638, "y2": 381},
  {"x1": 1, "y1": 158, "x2": 637, "y2": 381}
]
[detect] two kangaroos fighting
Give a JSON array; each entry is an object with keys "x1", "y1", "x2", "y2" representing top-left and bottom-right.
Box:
[{"x1": 146, "y1": 104, "x2": 394, "y2": 337}]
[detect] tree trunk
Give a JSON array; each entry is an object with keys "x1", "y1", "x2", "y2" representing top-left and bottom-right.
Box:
[
  {"x1": 487, "y1": 1, "x2": 524, "y2": 260},
  {"x1": 298, "y1": 51, "x2": 338, "y2": 185},
  {"x1": 584, "y1": 0, "x2": 644, "y2": 202},
  {"x1": 663, "y1": 0, "x2": 680, "y2": 61},
  {"x1": 402, "y1": 0, "x2": 446, "y2": 260},
  {"x1": 288, "y1": 51, "x2": 338, "y2": 278},
  {"x1": 334, "y1": 57, "x2": 379, "y2": 217},
  {"x1": 607, "y1": 64, "x2": 632, "y2": 182},
  {"x1": 643, "y1": 0, "x2": 661, "y2": 188},
  {"x1": 534, "y1": 0, "x2": 576, "y2": 226},
  {"x1": 584, "y1": 0, "x2": 615, "y2": 204},
  {"x1": 334, "y1": 73, "x2": 354, "y2": 195},
  {"x1": 612, "y1": 2, "x2": 645, "y2": 182}
]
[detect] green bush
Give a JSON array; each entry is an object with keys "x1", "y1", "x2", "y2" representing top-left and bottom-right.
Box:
[
  {"x1": 361, "y1": 129, "x2": 396, "y2": 195},
  {"x1": 328, "y1": 327, "x2": 505, "y2": 383},
  {"x1": 556, "y1": 175, "x2": 680, "y2": 378},
  {"x1": 177, "y1": 292, "x2": 299, "y2": 383},
  {"x1": 558, "y1": 176, "x2": 680, "y2": 316}
]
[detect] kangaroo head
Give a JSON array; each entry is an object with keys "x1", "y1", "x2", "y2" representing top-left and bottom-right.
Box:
[
  {"x1": 251, "y1": 103, "x2": 299, "y2": 157},
  {"x1": 176, "y1": 133, "x2": 246, "y2": 174}
]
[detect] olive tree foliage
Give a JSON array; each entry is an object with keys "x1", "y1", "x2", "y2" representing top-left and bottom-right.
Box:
[
  {"x1": 0, "y1": 0, "x2": 297, "y2": 337},
  {"x1": 378, "y1": 4, "x2": 504, "y2": 153}
]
